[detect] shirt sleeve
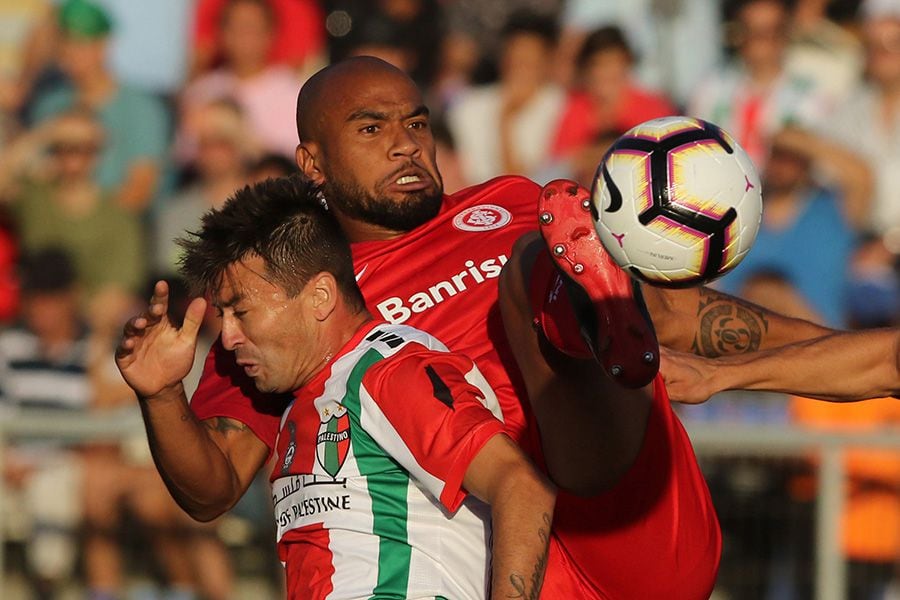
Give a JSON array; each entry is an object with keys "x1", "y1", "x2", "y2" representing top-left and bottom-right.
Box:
[
  {"x1": 359, "y1": 345, "x2": 505, "y2": 513},
  {"x1": 190, "y1": 337, "x2": 290, "y2": 451}
]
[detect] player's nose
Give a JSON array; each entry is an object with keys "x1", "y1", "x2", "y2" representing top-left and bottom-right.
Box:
[
  {"x1": 389, "y1": 124, "x2": 421, "y2": 159},
  {"x1": 220, "y1": 315, "x2": 244, "y2": 351}
]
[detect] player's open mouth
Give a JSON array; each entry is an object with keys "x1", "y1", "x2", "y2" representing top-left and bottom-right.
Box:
[
  {"x1": 237, "y1": 360, "x2": 259, "y2": 376},
  {"x1": 386, "y1": 167, "x2": 433, "y2": 192}
]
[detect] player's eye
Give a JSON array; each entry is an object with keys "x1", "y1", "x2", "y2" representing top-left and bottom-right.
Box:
[
  {"x1": 408, "y1": 120, "x2": 428, "y2": 130},
  {"x1": 359, "y1": 124, "x2": 379, "y2": 134}
]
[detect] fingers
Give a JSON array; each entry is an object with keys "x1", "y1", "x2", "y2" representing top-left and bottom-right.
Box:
[
  {"x1": 144, "y1": 280, "x2": 170, "y2": 324},
  {"x1": 180, "y1": 297, "x2": 208, "y2": 342},
  {"x1": 116, "y1": 315, "x2": 149, "y2": 360}
]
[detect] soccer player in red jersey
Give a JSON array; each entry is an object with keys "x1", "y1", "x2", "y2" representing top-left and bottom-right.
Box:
[
  {"x1": 128, "y1": 57, "x2": 861, "y2": 598},
  {"x1": 117, "y1": 177, "x2": 556, "y2": 600}
]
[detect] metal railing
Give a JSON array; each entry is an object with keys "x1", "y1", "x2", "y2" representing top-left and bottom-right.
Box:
[
  {"x1": 685, "y1": 421, "x2": 900, "y2": 600},
  {"x1": 0, "y1": 410, "x2": 897, "y2": 599},
  {"x1": 0, "y1": 407, "x2": 146, "y2": 593}
]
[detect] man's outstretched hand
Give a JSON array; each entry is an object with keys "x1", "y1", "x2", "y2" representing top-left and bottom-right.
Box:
[
  {"x1": 659, "y1": 347, "x2": 718, "y2": 405},
  {"x1": 116, "y1": 280, "x2": 207, "y2": 400}
]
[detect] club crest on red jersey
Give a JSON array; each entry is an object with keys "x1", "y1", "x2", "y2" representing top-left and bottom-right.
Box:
[
  {"x1": 452, "y1": 204, "x2": 512, "y2": 232},
  {"x1": 316, "y1": 406, "x2": 350, "y2": 478}
]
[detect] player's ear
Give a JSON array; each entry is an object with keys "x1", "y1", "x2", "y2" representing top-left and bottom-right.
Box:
[
  {"x1": 296, "y1": 142, "x2": 325, "y2": 186},
  {"x1": 309, "y1": 272, "x2": 337, "y2": 321}
]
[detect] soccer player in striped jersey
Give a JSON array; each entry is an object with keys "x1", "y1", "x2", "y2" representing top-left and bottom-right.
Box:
[{"x1": 115, "y1": 176, "x2": 556, "y2": 600}]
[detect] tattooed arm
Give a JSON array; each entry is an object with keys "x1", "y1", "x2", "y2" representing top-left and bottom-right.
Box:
[
  {"x1": 662, "y1": 328, "x2": 900, "y2": 403},
  {"x1": 463, "y1": 434, "x2": 556, "y2": 600},
  {"x1": 116, "y1": 281, "x2": 269, "y2": 521},
  {"x1": 643, "y1": 285, "x2": 834, "y2": 357}
]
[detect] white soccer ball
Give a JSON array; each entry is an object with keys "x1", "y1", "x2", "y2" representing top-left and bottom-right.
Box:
[{"x1": 591, "y1": 116, "x2": 762, "y2": 288}]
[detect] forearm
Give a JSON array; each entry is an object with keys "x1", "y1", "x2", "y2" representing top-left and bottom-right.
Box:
[
  {"x1": 645, "y1": 285, "x2": 833, "y2": 357},
  {"x1": 489, "y1": 465, "x2": 556, "y2": 600},
  {"x1": 138, "y1": 383, "x2": 244, "y2": 520},
  {"x1": 702, "y1": 328, "x2": 900, "y2": 401}
]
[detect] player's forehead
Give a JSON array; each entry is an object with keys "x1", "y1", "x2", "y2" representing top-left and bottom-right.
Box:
[
  {"x1": 213, "y1": 256, "x2": 281, "y2": 308},
  {"x1": 325, "y1": 68, "x2": 424, "y2": 125}
]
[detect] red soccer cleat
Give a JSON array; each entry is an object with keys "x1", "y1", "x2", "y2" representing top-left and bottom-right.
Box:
[{"x1": 533, "y1": 179, "x2": 659, "y2": 388}]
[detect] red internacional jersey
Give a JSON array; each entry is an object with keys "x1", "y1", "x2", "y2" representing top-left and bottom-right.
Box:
[{"x1": 191, "y1": 175, "x2": 721, "y2": 599}]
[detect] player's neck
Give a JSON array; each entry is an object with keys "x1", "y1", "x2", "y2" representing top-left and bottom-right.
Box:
[
  {"x1": 296, "y1": 310, "x2": 374, "y2": 388},
  {"x1": 335, "y1": 213, "x2": 407, "y2": 243}
]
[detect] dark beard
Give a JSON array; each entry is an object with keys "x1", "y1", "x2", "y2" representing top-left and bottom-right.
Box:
[{"x1": 323, "y1": 176, "x2": 443, "y2": 232}]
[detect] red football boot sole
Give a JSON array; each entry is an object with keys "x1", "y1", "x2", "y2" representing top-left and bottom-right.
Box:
[{"x1": 537, "y1": 179, "x2": 659, "y2": 388}]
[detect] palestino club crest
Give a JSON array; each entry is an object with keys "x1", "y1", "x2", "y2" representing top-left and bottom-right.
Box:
[
  {"x1": 453, "y1": 204, "x2": 512, "y2": 232},
  {"x1": 316, "y1": 405, "x2": 350, "y2": 479}
]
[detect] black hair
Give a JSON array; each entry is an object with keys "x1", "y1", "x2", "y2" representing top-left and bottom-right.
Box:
[
  {"x1": 576, "y1": 25, "x2": 636, "y2": 72},
  {"x1": 500, "y1": 10, "x2": 560, "y2": 48},
  {"x1": 178, "y1": 175, "x2": 365, "y2": 311},
  {"x1": 20, "y1": 247, "x2": 77, "y2": 294},
  {"x1": 251, "y1": 152, "x2": 299, "y2": 178}
]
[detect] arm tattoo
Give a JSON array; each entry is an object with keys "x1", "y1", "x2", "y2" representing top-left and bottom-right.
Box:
[
  {"x1": 692, "y1": 288, "x2": 769, "y2": 357},
  {"x1": 506, "y1": 512, "x2": 552, "y2": 600},
  {"x1": 203, "y1": 417, "x2": 249, "y2": 436}
]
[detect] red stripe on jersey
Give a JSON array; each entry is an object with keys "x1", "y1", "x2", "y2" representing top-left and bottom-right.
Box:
[
  {"x1": 282, "y1": 524, "x2": 335, "y2": 600},
  {"x1": 362, "y1": 344, "x2": 505, "y2": 512}
]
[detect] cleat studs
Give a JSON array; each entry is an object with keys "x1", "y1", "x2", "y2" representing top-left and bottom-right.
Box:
[
  {"x1": 553, "y1": 244, "x2": 566, "y2": 256},
  {"x1": 573, "y1": 263, "x2": 584, "y2": 274},
  {"x1": 539, "y1": 212, "x2": 553, "y2": 225},
  {"x1": 643, "y1": 352, "x2": 655, "y2": 363},
  {"x1": 610, "y1": 365, "x2": 623, "y2": 376}
]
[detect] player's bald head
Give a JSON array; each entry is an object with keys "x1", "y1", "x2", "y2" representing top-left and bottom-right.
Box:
[{"x1": 295, "y1": 56, "x2": 418, "y2": 143}]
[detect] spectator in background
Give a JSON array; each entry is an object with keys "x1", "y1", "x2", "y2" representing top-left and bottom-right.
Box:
[
  {"x1": 155, "y1": 99, "x2": 255, "y2": 275},
  {"x1": 447, "y1": 11, "x2": 564, "y2": 185},
  {"x1": 786, "y1": 0, "x2": 865, "y2": 110},
  {"x1": 845, "y1": 232, "x2": 900, "y2": 328},
  {"x1": 0, "y1": 0, "x2": 57, "y2": 140},
  {"x1": 0, "y1": 107, "x2": 145, "y2": 339},
  {"x1": 689, "y1": 0, "x2": 829, "y2": 169},
  {"x1": 554, "y1": 0, "x2": 722, "y2": 107},
  {"x1": 442, "y1": 0, "x2": 562, "y2": 82},
  {"x1": 342, "y1": 13, "x2": 420, "y2": 79},
  {"x1": 179, "y1": 0, "x2": 302, "y2": 162},
  {"x1": 549, "y1": 26, "x2": 675, "y2": 161},
  {"x1": 823, "y1": 0, "x2": 900, "y2": 233},
  {"x1": 716, "y1": 126, "x2": 872, "y2": 327},
  {"x1": 328, "y1": 0, "x2": 443, "y2": 89},
  {"x1": 0, "y1": 249, "x2": 93, "y2": 599},
  {"x1": 190, "y1": 0, "x2": 325, "y2": 79},
  {"x1": 28, "y1": 0, "x2": 170, "y2": 215},
  {"x1": 431, "y1": 29, "x2": 481, "y2": 111}
]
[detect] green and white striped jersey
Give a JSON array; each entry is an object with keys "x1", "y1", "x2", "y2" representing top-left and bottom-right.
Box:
[{"x1": 272, "y1": 321, "x2": 505, "y2": 599}]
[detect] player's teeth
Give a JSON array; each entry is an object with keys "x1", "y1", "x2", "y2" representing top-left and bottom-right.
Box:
[{"x1": 396, "y1": 176, "x2": 421, "y2": 185}]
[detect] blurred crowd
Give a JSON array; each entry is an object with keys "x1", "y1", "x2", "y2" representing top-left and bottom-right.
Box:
[{"x1": 0, "y1": 0, "x2": 897, "y2": 598}]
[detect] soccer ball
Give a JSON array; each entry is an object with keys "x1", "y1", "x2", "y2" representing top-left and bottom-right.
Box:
[{"x1": 591, "y1": 116, "x2": 762, "y2": 288}]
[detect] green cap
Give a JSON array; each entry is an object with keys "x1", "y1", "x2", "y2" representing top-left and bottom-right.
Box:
[{"x1": 58, "y1": 0, "x2": 113, "y2": 39}]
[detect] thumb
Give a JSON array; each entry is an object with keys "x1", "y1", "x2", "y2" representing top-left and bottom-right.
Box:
[{"x1": 180, "y1": 297, "x2": 208, "y2": 342}]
